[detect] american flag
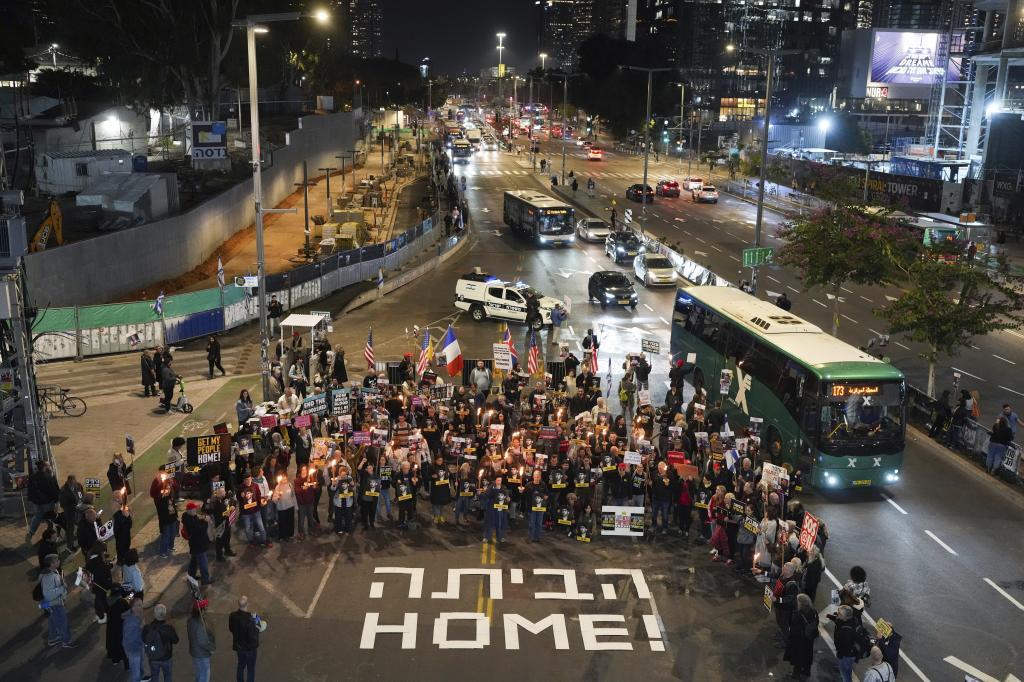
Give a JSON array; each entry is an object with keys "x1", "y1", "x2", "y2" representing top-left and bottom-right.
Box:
[
  {"x1": 501, "y1": 324, "x2": 518, "y2": 363},
  {"x1": 416, "y1": 328, "x2": 433, "y2": 376},
  {"x1": 527, "y1": 329, "x2": 540, "y2": 375},
  {"x1": 364, "y1": 328, "x2": 375, "y2": 370},
  {"x1": 589, "y1": 345, "x2": 599, "y2": 374}
]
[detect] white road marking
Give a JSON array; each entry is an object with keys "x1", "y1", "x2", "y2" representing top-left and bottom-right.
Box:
[
  {"x1": 880, "y1": 493, "x2": 908, "y2": 515},
  {"x1": 643, "y1": 304, "x2": 654, "y2": 311},
  {"x1": 710, "y1": 245, "x2": 723, "y2": 252},
  {"x1": 787, "y1": 285, "x2": 799, "y2": 293},
  {"x1": 840, "y1": 286, "x2": 854, "y2": 294},
  {"x1": 767, "y1": 276, "x2": 781, "y2": 283},
  {"x1": 813, "y1": 299, "x2": 827, "y2": 308},
  {"x1": 695, "y1": 237, "x2": 706, "y2": 243},
  {"x1": 1006, "y1": 329, "x2": 1024, "y2": 340},
  {"x1": 943, "y1": 656, "x2": 1020, "y2": 682},
  {"x1": 860, "y1": 295, "x2": 873, "y2": 303},
  {"x1": 983, "y1": 578, "x2": 1024, "y2": 612},
  {"x1": 658, "y1": 316, "x2": 670, "y2": 325},
  {"x1": 868, "y1": 328, "x2": 883, "y2": 336},
  {"x1": 568, "y1": 326, "x2": 575, "y2": 337},
  {"x1": 894, "y1": 341, "x2": 911, "y2": 350},
  {"x1": 924, "y1": 530, "x2": 958, "y2": 556},
  {"x1": 993, "y1": 354, "x2": 1017, "y2": 365},
  {"x1": 729, "y1": 255, "x2": 741, "y2": 262},
  {"x1": 998, "y1": 385, "x2": 1024, "y2": 398},
  {"x1": 823, "y1": 568, "x2": 930, "y2": 681},
  {"x1": 841, "y1": 314, "x2": 858, "y2": 324},
  {"x1": 306, "y1": 551, "x2": 341, "y2": 617},
  {"x1": 951, "y1": 366, "x2": 985, "y2": 382}
]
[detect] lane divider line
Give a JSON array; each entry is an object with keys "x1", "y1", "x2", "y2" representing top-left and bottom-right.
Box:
[
  {"x1": 924, "y1": 530, "x2": 958, "y2": 556},
  {"x1": 880, "y1": 493, "x2": 908, "y2": 515},
  {"x1": 983, "y1": 578, "x2": 1024, "y2": 612}
]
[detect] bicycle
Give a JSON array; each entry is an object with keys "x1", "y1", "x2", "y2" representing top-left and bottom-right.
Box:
[{"x1": 38, "y1": 386, "x2": 87, "y2": 417}]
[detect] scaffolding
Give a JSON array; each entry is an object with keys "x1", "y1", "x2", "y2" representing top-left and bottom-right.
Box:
[{"x1": 926, "y1": 0, "x2": 985, "y2": 162}]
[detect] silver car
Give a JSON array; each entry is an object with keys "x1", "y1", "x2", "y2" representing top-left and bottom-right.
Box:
[
  {"x1": 576, "y1": 218, "x2": 612, "y2": 243},
  {"x1": 634, "y1": 253, "x2": 677, "y2": 287}
]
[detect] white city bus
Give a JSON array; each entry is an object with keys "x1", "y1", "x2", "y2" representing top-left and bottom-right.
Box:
[{"x1": 502, "y1": 190, "x2": 575, "y2": 246}]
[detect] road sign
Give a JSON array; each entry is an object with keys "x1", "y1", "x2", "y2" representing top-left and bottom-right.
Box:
[
  {"x1": 641, "y1": 339, "x2": 660, "y2": 354},
  {"x1": 234, "y1": 275, "x2": 259, "y2": 288},
  {"x1": 742, "y1": 247, "x2": 774, "y2": 268}
]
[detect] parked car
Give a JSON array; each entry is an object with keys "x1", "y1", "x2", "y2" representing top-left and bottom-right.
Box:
[
  {"x1": 681, "y1": 177, "x2": 704, "y2": 191},
  {"x1": 656, "y1": 179, "x2": 680, "y2": 197},
  {"x1": 625, "y1": 184, "x2": 655, "y2": 202},
  {"x1": 576, "y1": 218, "x2": 612, "y2": 243},
  {"x1": 633, "y1": 253, "x2": 676, "y2": 286},
  {"x1": 588, "y1": 271, "x2": 638, "y2": 309},
  {"x1": 605, "y1": 231, "x2": 642, "y2": 264},
  {"x1": 693, "y1": 185, "x2": 719, "y2": 203}
]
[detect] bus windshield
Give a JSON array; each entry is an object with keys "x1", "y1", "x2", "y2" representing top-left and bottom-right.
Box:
[
  {"x1": 819, "y1": 381, "x2": 904, "y2": 452},
  {"x1": 538, "y1": 210, "x2": 573, "y2": 235}
]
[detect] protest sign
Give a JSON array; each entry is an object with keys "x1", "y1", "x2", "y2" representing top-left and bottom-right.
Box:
[{"x1": 186, "y1": 435, "x2": 230, "y2": 468}]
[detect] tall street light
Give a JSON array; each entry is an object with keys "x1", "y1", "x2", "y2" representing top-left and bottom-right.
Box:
[
  {"x1": 497, "y1": 32, "x2": 506, "y2": 139},
  {"x1": 539, "y1": 52, "x2": 547, "y2": 71},
  {"x1": 670, "y1": 82, "x2": 686, "y2": 170},
  {"x1": 727, "y1": 44, "x2": 799, "y2": 296},
  {"x1": 556, "y1": 72, "x2": 582, "y2": 185},
  {"x1": 620, "y1": 65, "x2": 673, "y2": 219},
  {"x1": 235, "y1": 8, "x2": 329, "y2": 400}
]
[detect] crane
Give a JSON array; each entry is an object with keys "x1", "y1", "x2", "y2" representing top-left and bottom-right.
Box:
[{"x1": 29, "y1": 198, "x2": 63, "y2": 252}]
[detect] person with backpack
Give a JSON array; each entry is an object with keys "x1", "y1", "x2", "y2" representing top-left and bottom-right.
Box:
[
  {"x1": 831, "y1": 604, "x2": 871, "y2": 682},
  {"x1": 863, "y1": 645, "x2": 896, "y2": 682},
  {"x1": 784, "y1": 593, "x2": 819, "y2": 679},
  {"x1": 229, "y1": 595, "x2": 262, "y2": 682},
  {"x1": 38, "y1": 554, "x2": 75, "y2": 648},
  {"x1": 142, "y1": 603, "x2": 178, "y2": 682},
  {"x1": 187, "y1": 602, "x2": 216, "y2": 682}
]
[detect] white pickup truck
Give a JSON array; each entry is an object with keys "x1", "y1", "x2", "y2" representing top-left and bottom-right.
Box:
[{"x1": 454, "y1": 272, "x2": 564, "y2": 330}]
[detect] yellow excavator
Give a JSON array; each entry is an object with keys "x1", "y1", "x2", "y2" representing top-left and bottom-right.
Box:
[{"x1": 29, "y1": 198, "x2": 63, "y2": 252}]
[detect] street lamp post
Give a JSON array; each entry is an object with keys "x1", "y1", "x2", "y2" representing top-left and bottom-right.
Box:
[
  {"x1": 497, "y1": 33, "x2": 506, "y2": 140},
  {"x1": 236, "y1": 9, "x2": 328, "y2": 400},
  {"x1": 318, "y1": 165, "x2": 337, "y2": 217},
  {"x1": 557, "y1": 73, "x2": 581, "y2": 186},
  {"x1": 728, "y1": 45, "x2": 799, "y2": 296},
  {"x1": 621, "y1": 66, "x2": 673, "y2": 218}
]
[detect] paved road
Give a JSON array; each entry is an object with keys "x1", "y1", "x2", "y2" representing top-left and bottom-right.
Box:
[{"x1": 526, "y1": 137, "x2": 1024, "y2": 421}]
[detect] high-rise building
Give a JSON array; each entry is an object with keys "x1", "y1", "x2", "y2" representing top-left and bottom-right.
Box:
[
  {"x1": 593, "y1": 0, "x2": 638, "y2": 39},
  {"x1": 873, "y1": 0, "x2": 946, "y2": 29},
  {"x1": 349, "y1": 0, "x2": 383, "y2": 58},
  {"x1": 542, "y1": 0, "x2": 593, "y2": 71}
]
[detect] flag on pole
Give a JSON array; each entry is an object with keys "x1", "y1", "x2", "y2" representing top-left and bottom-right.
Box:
[
  {"x1": 364, "y1": 328, "x2": 375, "y2": 370},
  {"x1": 589, "y1": 344, "x2": 599, "y2": 374},
  {"x1": 153, "y1": 291, "x2": 165, "y2": 317},
  {"x1": 501, "y1": 323, "x2": 519, "y2": 364},
  {"x1": 217, "y1": 258, "x2": 225, "y2": 288},
  {"x1": 527, "y1": 329, "x2": 540, "y2": 375},
  {"x1": 605, "y1": 357, "x2": 612, "y2": 397},
  {"x1": 439, "y1": 325, "x2": 463, "y2": 377},
  {"x1": 416, "y1": 328, "x2": 433, "y2": 376},
  {"x1": 377, "y1": 267, "x2": 385, "y2": 289}
]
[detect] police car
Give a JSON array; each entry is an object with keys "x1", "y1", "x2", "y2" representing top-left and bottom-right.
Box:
[{"x1": 454, "y1": 271, "x2": 564, "y2": 330}]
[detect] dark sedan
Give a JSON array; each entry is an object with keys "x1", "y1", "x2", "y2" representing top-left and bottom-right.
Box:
[
  {"x1": 588, "y1": 271, "x2": 638, "y2": 309},
  {"x1": 625, "y1": 183, "x2": 655, "y2": 202}
]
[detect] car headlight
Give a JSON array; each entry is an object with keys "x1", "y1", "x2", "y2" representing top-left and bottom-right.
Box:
[
  {"x1": 539, "y1": 236, "x2": 548, "y2": 243},
  {"x1": 567, "y1": 236, "x2": 575, "y2": 242},
  {"x1": 605, "y1": 292, "x2": 615, "y2": 299},
  {"x1": 617, "y1": 246, "x2": 625, "y2": 253}
]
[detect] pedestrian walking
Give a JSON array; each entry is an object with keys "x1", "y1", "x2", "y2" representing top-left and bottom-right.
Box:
[
  {"x1": 141, "y1": 348, "x2": 157, "y2": 397},
  {"x1": 58, "y1": 474, "x2": 83, "y2": 551},
  {"x1": 142, "y1": 603, "x2": 178, "y2": 682},
  {"x1": 39, "y1": 554, "x2": 75, "y2": 648},
  {"x1": 26, "y1": 460, "x2": 59, "y2": 543},
  {"x1": 571, "y1": 177, "x2": 579, "y2": 196},
  {"x1": 229, "y1": 596, "x2": 262, "y2": 682},
  {"x1": 267, "y1": 295, "x2": 283, "y2": 335},
  {"x1": 587, "y1": 177, "x2": 595, "y2": 197},
  {"x1": 187, "y1": 603, "x2": 216, "y2": 682},
  {"x1": 206, "y1": 335, "x2": 225, "y2": 378}
]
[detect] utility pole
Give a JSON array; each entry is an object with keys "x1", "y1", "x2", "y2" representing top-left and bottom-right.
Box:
[
  {"x1": 295, "y1": 160, "x2": 315, "y2": 258},
  {"x1": 620, "y1": 65, "x2": 673, "y2": 216},
  {"x1": 556, "y1": 73, "x2": 582, "y2": 186},
  {"x1": 318, "y1": 165, "x2": 337, "y2": 217}
]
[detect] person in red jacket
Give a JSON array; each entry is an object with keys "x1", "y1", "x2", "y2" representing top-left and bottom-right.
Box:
[
  {"x1": 149, "y1": 466, "x2": 179, "y2": 503},
  {"x1": 238, "y1": 472, "x2": 271, "y2": 548}
]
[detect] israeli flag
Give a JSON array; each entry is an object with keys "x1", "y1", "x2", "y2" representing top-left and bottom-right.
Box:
[{"x1": 153, "y1": 291, "x2": 165, "y2": 316}]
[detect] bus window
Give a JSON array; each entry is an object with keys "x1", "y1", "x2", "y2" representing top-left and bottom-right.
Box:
[{"x1": 819, "y1": 381, "x2": 903, "y2": 451}]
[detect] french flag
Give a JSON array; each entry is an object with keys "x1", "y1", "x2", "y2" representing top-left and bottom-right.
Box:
[{"x1": 439, "y1": 325, "x2": 463, "y2": 377}]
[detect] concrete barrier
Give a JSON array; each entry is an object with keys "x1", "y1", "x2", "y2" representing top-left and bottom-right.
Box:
[{"x1": 25, "y1": 110, "x2": 363, "y2": 306}]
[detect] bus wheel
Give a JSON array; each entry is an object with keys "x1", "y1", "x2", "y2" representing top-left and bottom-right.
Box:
[
  {"x1": 765, "y1": 427, "x2": 783, "y2": 463},
  {"x1": 470, "y1": 305, "x2": 486, "y2": 322}
]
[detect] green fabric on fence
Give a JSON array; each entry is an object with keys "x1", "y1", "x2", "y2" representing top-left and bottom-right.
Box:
[
  {"x1": 31, "y1": 286, "x2": 248, "y2": 333},
  {"x1": 32, "y1": 307, "x2": 76, "y2": 334}
]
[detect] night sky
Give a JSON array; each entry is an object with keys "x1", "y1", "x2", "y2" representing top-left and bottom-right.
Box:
[{"x1": 381, "y1": 0, "x2": 542, "y2": 75}]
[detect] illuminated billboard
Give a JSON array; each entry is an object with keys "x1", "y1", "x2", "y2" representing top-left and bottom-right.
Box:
[{"x1": 870, "y1": 31, "x2": 958, "y2": 85}]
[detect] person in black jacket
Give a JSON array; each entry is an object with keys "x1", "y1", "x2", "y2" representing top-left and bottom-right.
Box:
[
  {"x1": 182, "y1": 503, "x2": 213, "y2": 585},
  {"x1": 331, "y1": 345, "x2": 348, "y2": 384},
  {"x1": 140, "y1": 348, "x2": 157, "y2": 397},
  {"x1": 784, "y1": 593, "x2": 819, "y2": 679},
  {"x1": 58, "y1": 475, "x2": 84, "y2": 551},
  {"x1": 228, "y1": 596, "x2": 261, "y2": 681},
  {"x1": 522, "y1": 471, "x2": 548, "y2": 542},
  {"x1": 85, "y1": 546, "x2": 114, "y2": 624},
  {"x1": 27, "y1": 461, "x2": 60, "y2": 542},
  {"x1": 802, "y1": 545, "x2": 825, "y2": 602},
  {"x1": 832, "y1": 605, "x2": 859, "y2": 682},
  {"x1": 159, "y1": 360, "x2": 178, "y2": 412},
  {"x1": 142, "y1": 604, "x2": 179, "y2": 680},
  {"x1": 649, "y1": 461, "x2": 677, "y2": 535},
  {"x1": 774, "y1": 562, "x2": 800, "y2": 641},
  {"x1": 107, "y1": 452, "x2": 132, "y2": 495},
  {"x1": 112, "y1": 490, "x2": 133, "y2": 565},
  {"x1": 207, "y1": 335, "x2": 225, "y2": 378}
]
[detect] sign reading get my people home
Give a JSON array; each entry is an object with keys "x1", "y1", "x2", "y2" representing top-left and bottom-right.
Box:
[{"x1": 186, "y1": 435, "x2": 229, "y2": 467}]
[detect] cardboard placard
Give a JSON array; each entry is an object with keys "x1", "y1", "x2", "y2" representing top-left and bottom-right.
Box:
[
  {"x1": 763, "y1": 585, "x2": 773, "y2": 612},
  {"x1": 186, "y1": 435, "x2": 230, "y2": 468},
  {"x1": 259, "y1": 415, "x2": 278, "y2": 429},
  {"x1": 599, "y1": 505, "x2": 645, "y2": 536},
  {"x1": 719, "y1": 369, "x2": 733, "y2": 395},
  {"x1": 301, "y1": 393, "x2": 329, "y2": 417},
  {"x1": 623, "y1": 451, "x2": 642, "y2": 466},
  {"x1": 798, "y1": 511, "x2": 820, "y2": 553},
  {"x1": 330, "y1": 389, "x2": 352, "y2": 415},
  {"x1": 493, "y1": 343, "x2": 513, "y2": 371},
  {"x1": 539, "y1": 426, "x2": 559, "y2": 440},
  {"x1": 641, "y1": 339, "x2": 660, "y2": 354},
  {"x1": 84, "y1": 477, "x2": 102, "y2": 493},
  {"x1": 674, "y1": 463, "x2": 699, "y2": 480},
  {"x1": 667, "y1": 451, "x2": 688, "y2": 464},
  {"x1": 293, "y1": 414, "x2": 313, "y2": 428}
]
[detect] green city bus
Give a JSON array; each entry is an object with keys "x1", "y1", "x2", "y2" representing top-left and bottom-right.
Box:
[{"x1": 671, "y1": 286, "x2": 905, "y2": 489}]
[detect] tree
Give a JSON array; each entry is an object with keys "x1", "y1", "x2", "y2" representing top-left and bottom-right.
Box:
[
  {"x1": 879, "y1": 255, "x2": 1024, "y2": 397},
  {"x1": 775, "y1": 179, "x2": 920, "y2": 335}
]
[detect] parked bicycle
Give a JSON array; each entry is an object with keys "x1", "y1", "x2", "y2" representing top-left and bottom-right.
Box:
[{"x1": 37, "y1": 385, "x2": 87, "y2": 417}]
